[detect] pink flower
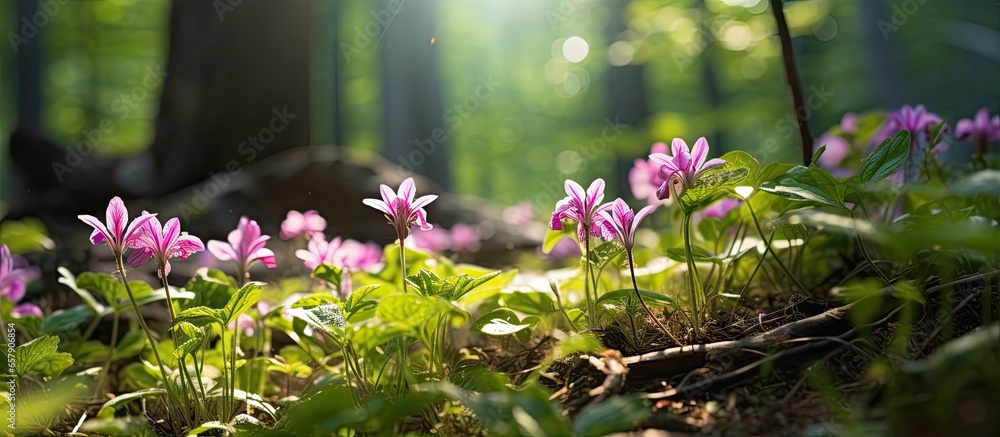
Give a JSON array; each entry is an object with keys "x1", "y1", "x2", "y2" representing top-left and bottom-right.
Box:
[
  {"x1": 207, "y1": 216, "x2": 277, "y2": 281},
  {"x1": 126, "y1": 213, "x2": 205, "y2": 278},
  {"x1": 840, "y1": 113, "x2": 857, "y2": 134},
  {"x1": 296, "y1": 235, "x2": 344, "y2": 271},
  {"x1": 956, "y1": 107, "x2": 1000, "y2": 144},
  {"x1": 0, "y1": 245, "x2": 42, "y2": 318},
  {"x1": 405, "y1": 226, "x2": 451, "y2": 253},
  {"x1": 650, "y1": 137, "x2": 726, "y2": 200},
  {"x1": 701, "y1": 198, "x2": 742, "y2": 219},
  {"x1": 629, "y1": 142, "x2": 669, "y2": 205},
  {"x1": 450, "y1": 223, "x2": 481, "y2": 253},
  {"x1": 814, "y1": 133, "x2": 851, "y2": 169},
  {"x1": 78, "y1": 196, "x2": 157, "y2": 258},
  {"x1": 599, "y1": 199, "x2": 656, "y2": 251},
  {"x1": 874, "y1": 104, "x2": 945, "y2": 152},
  {"x1": 296, "y1": 235, "x2": 383, "y2": 272},
  {"x1": 549, "y1": 179, "x2": 615, "y2": 243},
  {"x1": 280, "y1": 210, "x2": 327, "y2": 240},
  {"x1": 503, "y1": 202, "x2": 535, "y2": 226},
  {"x1": 363, "y1": 177, "x2": 438, "y2": 241},
  {"x1": 228, "y1": 313, "x2": 256, "y2": 336}
]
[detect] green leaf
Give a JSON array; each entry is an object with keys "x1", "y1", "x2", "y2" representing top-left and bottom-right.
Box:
[
  {"x1": 857, "y1": 129, "x2": 910, "y2": 184},
  {"x1": 406, "y1": 269, "x2": 444, "y2": 296},
  {"x1": 811, "y1": 144, "x2": 827, "y2": 167},
  {"x1": 501, "y1": 291, "x2": 555, "y2": 315},
  {"x1": 97, "y1": 388, "x2": 167, "y2": 419},
  {"x1": 471, "y1": 308, "x2": 531, "y2": 336},
  {"x1": 678, "y1": 160, "x2": 752, "y2": 214},
  {"x1": 587, "y1": 241, "x2": 625, "y2": 270},
  {"x1": 312, "y1": 264, "x2": 344, "y2": 290},
  {"x1": 218, "y1": 282, "x2": 263, "y2": 325},
  {"x1": 57, "y1": 267, "x2": 106, "y2": 316},
  {"x1": 173, "y1": 306, "x2": 223, "y2": 328},
  {"x1": 542, "y1": 226, "x2": 578, "y2": 254},
  {"x1": 14, "y1": 335, "x2": 74, "y2": 378},
  {"x1": 42, "y1": 305, "x2": 94, "y2": 333},
  {"x1": 760, "y1": 165, "x2": 845, "y2": 208},
  {"x1": 173, "y1": 322, "x2": 205, "y2": 359},
  {"x1": 440, "y1": 271, "x2": 502, "y2": 301},
  {"x1": 183, "y1": 269, "x2": 238, "y2": 310},
  {"x1": 573, "y1": 395, "x2": 650, "y2": 437},
  {"x1": 76, "y1": 272, "x2": 154, "y2": 305},
  {"x1": 287, "y1": 304, "x2": 347, "y2": 337},
  {"x1": 186, "y1": 421, "x2": 235, "y2": 436},
  {"x1": 289, "y1": 293, "x2": 339, "y2": 309},
  {"x1": 343, "y1": 284, "x2": 384, "y2": 319},
  {"x1": 596, "y1": 289, "x2": 678, "y2": 308},
  {"x1": 665, "y1": 246, "x2": 720, "y2": 264},
  {"x1": 114, "y1": 330, "x2": 148, "y2": 360}
]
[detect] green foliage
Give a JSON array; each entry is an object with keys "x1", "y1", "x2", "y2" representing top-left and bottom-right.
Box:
[
  {"x1": 4, "y1": 335, "x2": 74, "y2": 379},
  {"x1": 855, "y1": 130, "x2": 911, "y2": 184}
]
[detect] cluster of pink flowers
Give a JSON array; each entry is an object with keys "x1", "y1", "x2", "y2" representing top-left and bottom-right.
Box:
[
  {"x1": 0, "y1": 245, "x2": 42, "y2": 318},
  {"x1": 404, "y1": 223, "x2": 482, "y2": 254}
]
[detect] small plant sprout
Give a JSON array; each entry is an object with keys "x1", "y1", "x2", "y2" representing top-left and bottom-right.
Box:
[
  {"x1": 549, "y1": 178, "x2": 615, "y2": 324},
  {"x1": 207, "y1": 216, "x2": 277, "y2": 286},
  {"x1": 363, "y1": 177, "x2": 437, "y2": 292},
  {"x1": 600, "y1": 199, "x2": 682, "y2": 345}
]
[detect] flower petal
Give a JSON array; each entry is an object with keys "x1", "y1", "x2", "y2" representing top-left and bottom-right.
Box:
[
  {"x1": 398, "y1": 177, "x2": 416, "y2": 203},
  {"x1": 631, "y1": 205, "x2": 656, "y2": 236},
  {"x1": 127, "y1": 248, "x2": 153, "y2": 269},
  {"x1": 586, "y1": 179, "x2": 606, "y2": 209},
  {"x1": 254, "y1": 248, "x2": 277, "y2": 268},
  {"x1": 78, "y1": 214, "x2": 112, "y2": 246},
  {"x1": 671, "y1": 138, "x2": 689, "y2": 156},
  {"x1": 208, "y1": 240, "x2": 237, "y2": 261},
  {"x1": 106, "y1": 197, "x2": 129, "y2": 243},
  {"x1": 691, "y1": 137, "x2": 710, "y2": 169},
  {"x1": 411, "y1": 194, "x2": 438, "y2": 210},
  {"x1": 363, "y1": 198, "x2": 392, "y2": 215}
]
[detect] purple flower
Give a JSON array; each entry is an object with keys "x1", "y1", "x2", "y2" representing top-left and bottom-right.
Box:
[
  {"x1": 208, "y1": 216, "x2": 277, "y2": 280},
  {"x1": 874, "y1": 105, "x2": 945, "y2": 152},
  {"x1": 629, "y1": 142, "x2": 669, "y2": 205},
  {"x1": 701, "y1": 198, "x2": 742, "y2": 219},
  {"x1": 126, "y1": 213, "x2": 205, "y2": 278},
  {"x1": 405, "y1": 226, "x2": 451, "y2": 253},
  {"x1": 599, "y1": 199, "x2": 655, "y2": 251},
  {"x1": 956, "y1": 107, "x2": 1000, "y2": 143},
  {"x1": 78, "y1": 196, "x2": 157, "y2": 258},
  {"x1": 280, "y1": 210, "x2": 327, "y2": 240},
  {"x1": 450, "y1": 223, "x2": 481, "y2": 253},
  {"x1": 363, "y1": 177, "x2": 437, "y2": 241},
  {"x1": 814, "y1": 133, "x2": 851, "y2": 169},
  {"x1": 0, "y1": 245, "x2": 42, "y2": 318},
  {"x1": 549, "y1": 179, "x2": 615, "y2": 243},
  {"x1": 650, "y1": 137, "x2": 726, "y2": 200}
]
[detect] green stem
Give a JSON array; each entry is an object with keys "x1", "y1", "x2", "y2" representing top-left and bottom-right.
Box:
[
  {"x1": 846, "y1": 210, "x2": 892, "y2": 284},
  {"x1": 161, "y1": 276, "x2": 194, "y2": 418},
  {"x1": 746, "y1": 201, "x2": 810, "y2": 292},
  {"x1": 94, "y1": 310, "x2": 120, "y2": 397},
  {"x1": 682, "y1": 214, "x2": 702, "y2": 340},
  {"x1": 627, "y1": 251, "x2": 683, "y2": 346},
  {"x1": 399, "y1": 241, "x2": 408, "y2": 293},
  {"x1": 583, "y1": 224, "x2": 594, "y2": 325},
  {"x1": 115, "y1": 260, "x2": 185, "y2": 428}
]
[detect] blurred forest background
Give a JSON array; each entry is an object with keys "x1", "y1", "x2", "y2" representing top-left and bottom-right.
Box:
[{"x1": 1, "y1": 0, "x2": 997, "y2": 213}]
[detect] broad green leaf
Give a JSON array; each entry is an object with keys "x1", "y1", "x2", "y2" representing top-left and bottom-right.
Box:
[
  {"x1": 127, "y1": 288, "x2": 195, "y2": 312},
  {"x1": 857, "y1": 129, "x2": 910, "y2": 184},
  {"x1": 406, "y1": 269, "x2": 444, "y2": 296},
  {"x1": 665, "y1": 246, "x2": 720, "y2": 264},
  {"x1": 97, "y1": 388, "x2": 167, "y2": 419},
  {"x1": 79, "y1": 417, "x2": 152, "y2": 436},
  {"x1": 573, "y1": 395, "x2": 650, "y2": 437},
  {"x1": 173, "y1": 322, "x2": 205, "y2": 359},
  {"x1": 183, "y1": 269, "x2": 238, "y2": 310},
  {"x1": 344, "y1": 284, "x2": 384, "y2": 320},
  {"x1": 313, "y1": 264, "x2": 343, "y2": 290},
  {"x1": 289, "y1": 293, "x2": 339, "y2": 309},
  {"x1": 501, "y1": 291, "x2": 555, "y2": 315},
  {"x1": 173, "y1": 306, "x2": 223, "y2": 328},
  {"x1": 287, "y1": 304, "x2": 347, "y2": 337},
  {"x1": 13, "y1": 335, "x2": 74, "y2": 378},
  {"x1": 376, "y1": 294, "x2": 455, "y2": 330},
  {"x1": 57, "y1": 267, "x2": 106, "y2": 315},
  {"x1": 121, "y1": 361, "x2": 162, "y2": 390},
  {"x1": 596, "y1": 289, "x2": 678, "y2": 308},
  {"x1": 219, "y1": 282, "x2": 263, "y2": 325},
  {"x1": 678, "y1": 160, "x2": 751, "y2": 214},
  {"x1": 113, "y1": 330, "x2": 148, "y2": 360},
  {"x1": 440, "y1": 271, "x2": 502, "y2": 301},
  {"x1": 586, "y1": 241, "x2": 625, "y2": 270},
  {"x1": 760, "y1": 165, "x2": 844, "y2": 208},
  {"x1": 186, "y1": 421, "x2": 235, "y2": 436},
  {"x1": 471, "y1": 308, "x2": 531, "y2": 336},
  {"x1": 42, "y1": 305, "x2": 93, "y2": 333},
  {"x1": 77, "y1": 272, "x2": 154, "y2": 304}
]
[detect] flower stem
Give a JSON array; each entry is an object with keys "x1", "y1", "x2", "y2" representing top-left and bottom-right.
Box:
[
  {"x1": 161, "y1": 276, "x2": 197, "y2": 420},
  {"x1": 399, "y1": 241, "x2": 408, "y2": 293},
  {"x1": 94, "y1": 310, "x2": 120, "y2": 398},
  {"x1": 627, "y1": 250, "x2": 683, "y2": 346},
  {"x1": 583, "y1": 225, "x2": 594, "y2": 325},
  {"x1": 115, "y1": 260, "x2": 186, "y2": 428},
  {"x1": 682, "y1": 214, "x2": 702, "y2": 340}
]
